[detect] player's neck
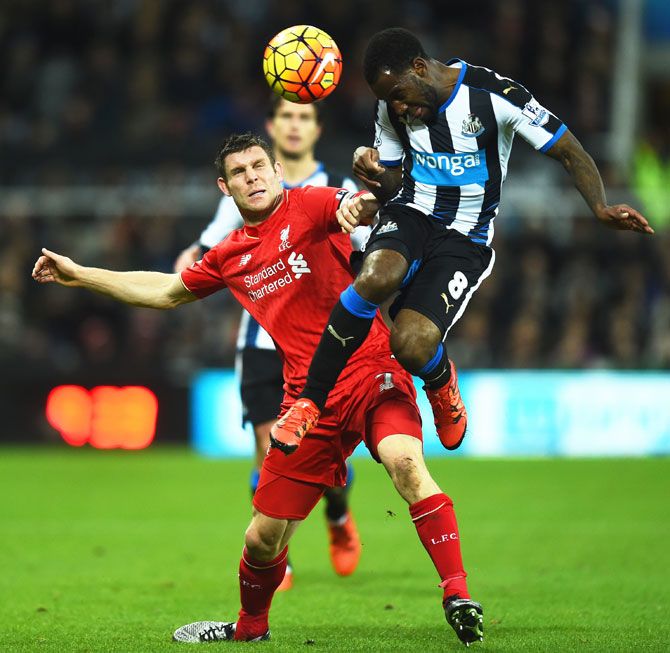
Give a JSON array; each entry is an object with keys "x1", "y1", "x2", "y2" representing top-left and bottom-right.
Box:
[
  {"x1": 240, "y1": 191, "x2": 285, "y2": 227},
  {"x1": 433, "y1": 60, "x2": 462, "y2": 106},
  {"x1": 276, "y1": 152, "x2": 319, "y2": 186}
]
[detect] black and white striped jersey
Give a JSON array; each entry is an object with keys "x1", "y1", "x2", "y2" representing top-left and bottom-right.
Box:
[
  {"x1": 374, "y1": 59, "x2": 567, "y2": 246},
  {"x1": 197, "y1": 164, "x2": 362, "y2": 351}
]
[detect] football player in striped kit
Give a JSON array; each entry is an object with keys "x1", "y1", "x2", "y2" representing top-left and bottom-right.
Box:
[
  {"x1": 175, "y1": 97, "x2": 366, "y2": 590},
  {"x1": 271, "y1": 28, "x2": 653, "y2": 454}
]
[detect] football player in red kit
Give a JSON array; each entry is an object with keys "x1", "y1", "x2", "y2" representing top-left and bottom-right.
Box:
[{"x1": 32, "y1": 133, "x2": 483, "y2": 647}]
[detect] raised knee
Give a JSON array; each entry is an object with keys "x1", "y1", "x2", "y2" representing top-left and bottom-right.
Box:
[
  {"x1": 354, "y1": 254, "x2": 407, "y2": 304},
  {"x1": 390, "y1": 327, "x2": 436, "y2": 373}
]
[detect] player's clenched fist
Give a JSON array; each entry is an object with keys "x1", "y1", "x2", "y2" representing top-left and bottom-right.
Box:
[
  {"x1": 336, "y1": 192, "x2": 379, "y2": 234},
  {"x1": 352, "y1": 146, "x2": 386, "y2": 188},
  {"x1": 32, "y1": 248, "x2": 81, "y2": 286}
]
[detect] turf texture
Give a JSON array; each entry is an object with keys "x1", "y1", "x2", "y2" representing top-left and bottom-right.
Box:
[{"x1": 1, "y1": 448, "x2": 668, "y2": 652}]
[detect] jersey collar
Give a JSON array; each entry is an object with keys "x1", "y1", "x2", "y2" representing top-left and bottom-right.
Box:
[{"x1": 438, "y1": 59, "x2": 467, "y2": 113}]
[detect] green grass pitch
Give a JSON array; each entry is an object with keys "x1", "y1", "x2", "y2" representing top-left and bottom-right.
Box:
[{"x1": 1, "y1": 448, "x2": 669, "y2": 652}]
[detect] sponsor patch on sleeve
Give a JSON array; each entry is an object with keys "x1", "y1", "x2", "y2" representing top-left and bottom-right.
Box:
[{"x1": 522, "y1": 101, "x2": 549, "y2": 128}]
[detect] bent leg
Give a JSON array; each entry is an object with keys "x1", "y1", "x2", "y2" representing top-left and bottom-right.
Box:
[
  {"x1": 390, "y1": 308, "x2": 448, "y2": 387},
  {"x1": 236, "y1": 471, "x2": 326, "y2": 639},
  {"x1": 236, "y1": 510, "x2": 295, "y2": 640},
  {"x1": 377, "y1": 433, "x2": 441, "y2": 504},
  {"x1": 299, "y1": 248, "x2": 408, "y2": 410},
  {"x1": 376, "y1": 431, "x2": 470, "y2": 600}
]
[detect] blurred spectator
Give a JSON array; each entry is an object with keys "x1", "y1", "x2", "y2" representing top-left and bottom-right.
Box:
[{"x1": 0, "y1": 0, "x2": 665, "y2": 378}]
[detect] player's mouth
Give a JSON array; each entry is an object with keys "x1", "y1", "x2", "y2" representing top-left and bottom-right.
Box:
[{"x1": 248, "y1": 188, "x2": 266, "y2": 200}]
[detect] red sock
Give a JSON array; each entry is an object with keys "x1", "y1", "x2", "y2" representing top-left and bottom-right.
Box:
[
  {"x1": 409, "y1": 493, "x2": 470, "y2": 601},
  {"x1": 235, "y1": 546, "x2": 288, "y2": 641}
]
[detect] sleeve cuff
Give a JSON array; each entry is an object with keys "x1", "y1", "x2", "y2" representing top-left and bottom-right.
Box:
[{"x1": 540, "y1": 123, "x2": 567, "y2": 153}]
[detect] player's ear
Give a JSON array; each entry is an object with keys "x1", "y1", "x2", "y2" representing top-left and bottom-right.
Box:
[
  {"x1": 217, "y1": 177, "x2": 231, "y2": 197},
  {"x1": 274, "y1": 161, "x2": 284, "y2": 184},
  {"x1": 412, "y1": 57, "x2": 428, "y2": 77}
]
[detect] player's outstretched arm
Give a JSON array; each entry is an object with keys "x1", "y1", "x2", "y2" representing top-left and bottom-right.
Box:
[
  {"x1": 545, "y1": 130, "x2": 654, "y2": 234},
  {"x1": 352, "y1": 146, "x2": 402, "y2": 203},
  {"x1": 32, "y1": 248, "x2": 197, "y2": 309}
]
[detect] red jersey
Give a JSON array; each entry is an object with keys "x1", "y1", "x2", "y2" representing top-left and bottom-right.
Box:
[{"x1": 181, "y1": 186, "x2": 393, "y2": 398}]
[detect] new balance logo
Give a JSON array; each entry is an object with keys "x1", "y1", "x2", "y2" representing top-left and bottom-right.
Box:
[
  {"x1": 278, "y1": 225, "x2": 292, "y2": 251},
  {"x1": 375, "y1": 372, "x2": 395, "y2": 392},
  {"x1": 377, "y1": 221, "x2": 398, "y2": 235},
  {"x1": 287, "y1": 251, "x2": 310, "y2": 278},
  {"x1": 328, "y1": 324, "x2": 354, "y2": 347},
  {"x1": 239, "y1": 254, "x2": 252, "y2": 266}
]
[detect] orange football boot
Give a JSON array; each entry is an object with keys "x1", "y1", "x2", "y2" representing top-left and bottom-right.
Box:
[
  {"x1": 327, "y1": 512, "x2": 361, "y2": 576},
  {"x1": 424, "y1": 360, "x2": 468, "y2": 450},
  {"x1": 270, "y1": 398, "x2": 320, "y2": 455},
  {"x1": 276, "y1": 565, "x2": 293, "y2": 592}
]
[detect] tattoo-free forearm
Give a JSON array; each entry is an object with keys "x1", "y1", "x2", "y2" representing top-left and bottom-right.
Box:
[
  {"x1": 75, "y1": 267, "x2": 193, "y2": 309},
  {"x1": 547, "y1": 131, "x2": 606, "y2": 216}
]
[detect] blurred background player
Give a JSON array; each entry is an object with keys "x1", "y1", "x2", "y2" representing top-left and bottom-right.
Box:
[{"x1": 174, "y1": 96, "x2": 367, "y2": 590}]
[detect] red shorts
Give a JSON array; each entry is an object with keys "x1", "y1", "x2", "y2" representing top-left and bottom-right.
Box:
[
  {"x1": 254, "y1": 396, "x2": 422, "y2": 520},
  {"x1": 260, "y1": 356, "x2": 423, "y2": 491},
  {"x1": 253, "y1": 468, "x2": 326, "y2": 520}
]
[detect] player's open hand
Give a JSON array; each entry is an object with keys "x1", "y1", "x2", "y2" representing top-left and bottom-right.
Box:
[
  {"x1": 596, "y1": 205, "x2": 654, "y2": 234},
  {"x1": 352, "y1": 147, "x2": 386, "y2": 189},
  {"x1": 32, "y1": 248, "x2": 81, "y2": 286},
  {"x1": 337, "y1": 192, "x2": 379, "y2": 234}
]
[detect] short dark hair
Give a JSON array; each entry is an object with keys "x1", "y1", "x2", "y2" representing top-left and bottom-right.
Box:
[
  {"x1": 215, "y1": 133, "x2": 276, "y2": 178},
  {"x1": 363, "y1": 28, "x2": 428, "y2": 86},
  {"x1": 266, "y1": 93, "x2": 322, "y2": 123}
]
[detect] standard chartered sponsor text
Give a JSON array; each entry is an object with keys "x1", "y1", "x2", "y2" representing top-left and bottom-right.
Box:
[{"x1": 245, "y1": 257, "x2": 294, "y2": 302}]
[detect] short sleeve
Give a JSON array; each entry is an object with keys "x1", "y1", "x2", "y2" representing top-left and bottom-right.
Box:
[
  {"x1": 180, "y1": 247, "x2": 227, "y2": 298},
  {"x1": 493, "y1": 89, "x2": 567, "y2": 153},
  {"x1": 199, "y1": 195, "x2": 244, "y2": 249},
  {"x1": 298, "y1": 185, "x2": 361, "y2": 233},
  {"x1": 374, "y1": 101, "x2": 404, "y2": 166}
]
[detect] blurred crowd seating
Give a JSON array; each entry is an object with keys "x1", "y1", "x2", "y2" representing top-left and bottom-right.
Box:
[
  {"x1": 1, "y1": 0, "x2": 617, "y2": 180},
  {"x1": 2, "y1": 0, "x2": 668, "y2": 377},
  {"x1": 3, "y1": 209, "x2": 667, "y2": 379}
]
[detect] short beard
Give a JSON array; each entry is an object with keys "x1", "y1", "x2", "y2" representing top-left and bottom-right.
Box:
[{"x1": 419, "y1": 81, "x2": 440, "y2": 123}]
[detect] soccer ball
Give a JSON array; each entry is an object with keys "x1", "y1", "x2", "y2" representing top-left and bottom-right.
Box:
[{"x1": 263, "y1": 25, "x2": 342, "y2": 104}]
